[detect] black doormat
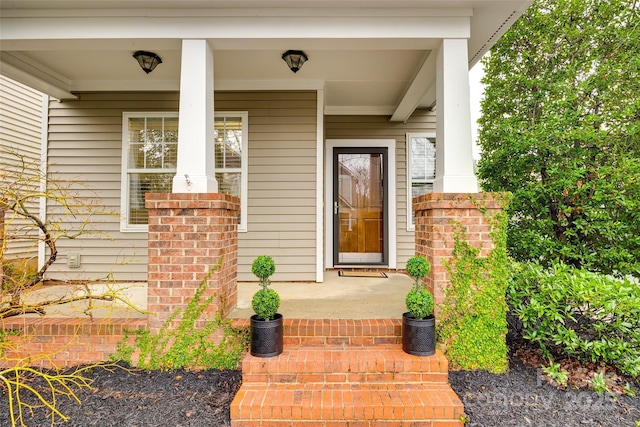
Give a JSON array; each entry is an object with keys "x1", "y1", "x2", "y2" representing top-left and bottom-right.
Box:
[{"x1": 338, "y1": 270, "x2": 388, "y2": 278}]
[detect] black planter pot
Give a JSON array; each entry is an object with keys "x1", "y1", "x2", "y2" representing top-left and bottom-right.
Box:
[
  {"x1": 402, "y1": 312, "x2": 436, "y2": 356},
  {"x1": 250, "y1": 313, "x2": 283, "y2": 357}
]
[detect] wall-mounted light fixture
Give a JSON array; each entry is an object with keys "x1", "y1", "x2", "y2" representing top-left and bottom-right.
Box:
[
  {"x1": 281, "y1": 50, "x2": 308, "y2": 73},
  {"x1": 133, "y1": 50, "x2": 163, "y2": 74}
]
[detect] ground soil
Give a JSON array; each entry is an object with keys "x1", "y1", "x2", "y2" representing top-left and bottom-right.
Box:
[
  {"x1": 2, "y1": 346, "x2": 639, "y2": 427},
  {"x1": 449, "y1": 354, "x2": 640, "y2": 427},
  {"x1": 0, "y1": 366, "x2": 242, "y2": 427}
]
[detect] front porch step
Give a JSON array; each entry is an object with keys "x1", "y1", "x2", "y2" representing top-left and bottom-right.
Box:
[
  {"x1": 230, "y1": 318, "x2": 403, "y2": 346},
  {"x1": 240, "y1": 345, "x2": 449, "y2": 385},
  {"x1": 230, "y1": 319, "x2": 464, "y2": 426},
  {"x1": 231, "y1": 382, "x2": 464, "y2": 426}
]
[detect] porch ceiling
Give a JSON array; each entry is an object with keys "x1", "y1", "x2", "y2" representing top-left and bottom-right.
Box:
[{"x1": 0, "y1": 0, "x2": 532, "y2": 120}]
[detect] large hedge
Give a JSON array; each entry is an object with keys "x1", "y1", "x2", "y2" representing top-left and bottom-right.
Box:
[
  {"x1": 508, "y1": 262, "x2": 640, "y2": 378},
  {"x1": 477, "y1": 0, "x2": 640, "y2": 278}
]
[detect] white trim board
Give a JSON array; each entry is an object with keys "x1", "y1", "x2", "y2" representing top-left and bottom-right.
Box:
[{"x1": 315, "y1": 89, "x2": 325, "y2": 283}]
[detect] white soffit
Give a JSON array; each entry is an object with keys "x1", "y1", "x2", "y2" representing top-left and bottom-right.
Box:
[{"x1": 0, "y1": 1, "x2": 533, "y2": 114}]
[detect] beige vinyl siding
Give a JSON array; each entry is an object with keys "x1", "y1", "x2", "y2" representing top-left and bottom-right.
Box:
[
  {"x1": 217, "y1": 91, "x2": 318, "y2": 282},
  {"x1": 0, "y1": 75, "x2": 45, "y2": 263},
  {"x1": 46, "y1": 92, "x2": 179, "y2": 281},
  {"x1": 46, "y1": 91, "x2": 317, "y2": 282},
  {"x1": 325, "y1": 111, "x2": 436, "y2": 270}
]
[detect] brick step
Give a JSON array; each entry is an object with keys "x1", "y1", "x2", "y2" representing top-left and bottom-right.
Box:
[
  {"x1": 241, "y1": 345, "x2": 449, "y2": 384},
  {"x1": 230, "y1": 382, "x2": 464, "y2": 427},
  {"x1": 230, "y1": 318, "x2": 402, "y2": 346},
  {"x1": 229, "y1": 320, "x2": 464, "y2": 426}
]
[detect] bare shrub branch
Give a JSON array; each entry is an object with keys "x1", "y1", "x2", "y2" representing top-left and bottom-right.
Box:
[{"x1": 1, "y1": 149, "x2": 142, "y2": 319}]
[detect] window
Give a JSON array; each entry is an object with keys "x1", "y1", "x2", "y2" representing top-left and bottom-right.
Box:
[
  {"x1": 121, "y1": 113, "x2": 178, "y2": 230},
  {"x1": 121, "y1": 111, "x2": 248, "y2": 232},
  {"x1": 406, "y1": 133, "x2": 436, "y2": 230},
  {"x1": 214, "y1": 113, "x2": 248, "y2": 232}
]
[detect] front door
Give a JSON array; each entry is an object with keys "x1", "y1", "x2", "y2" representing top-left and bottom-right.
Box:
[{"x1": 333, "y1": 148, "x2": 388, "y2": 265}]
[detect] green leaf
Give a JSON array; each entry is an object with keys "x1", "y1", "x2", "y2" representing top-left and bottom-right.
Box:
[{"x1": 478, "y1": 0, "x2": 640, "y2": 280}]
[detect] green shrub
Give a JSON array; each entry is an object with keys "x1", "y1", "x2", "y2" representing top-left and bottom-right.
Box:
[
  {"x1": 111, "y1": 265, "x2": 249, "y2": 371},
  {"x1": 591, "y1": 372, "x2": 609, "y2": 395},
  {"x1": 251, "y1": 288, "x2": 280, "y2": 321},
  {"x1": 251, "y1": 255, "x2": 276, "y2": 288},
  {"x1": 405, "y1": 288, "x2": 434, "y2": 320},
  {"x1": 406, "y1": 255, "x2": 431, "y2": 281},
  {"x1": 541, "y1": 360, "x2": 569, "y2": 387},
  {"x1": 405, "y1": 255, "x2": 434, "y2": 320},
  {"x1": 508, "y1": 261, "x2": 640, "y2": 378},
  {"x1": 250, "y1": 255, "x2": 280, "y2": 320}
]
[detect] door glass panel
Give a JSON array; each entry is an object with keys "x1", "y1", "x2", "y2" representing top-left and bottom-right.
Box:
[{"x1": 337, "y1": 152, "x2": 384, "y2": 264}]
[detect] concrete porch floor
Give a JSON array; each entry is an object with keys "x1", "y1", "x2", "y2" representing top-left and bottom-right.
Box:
[
  {"x1": 10, "y1": 270, "x2": 412, "y2": 320},
  {"x1": 228, "y1": 270, "x2": 413, "y2": 320}
]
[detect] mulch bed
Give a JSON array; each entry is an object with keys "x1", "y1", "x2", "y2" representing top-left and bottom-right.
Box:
[
  {"x1": 449, "y1": 357, "x2": 640, "y2": 427},
  {"x1": 1, "y1": 348, "x2": 639, "y2": 427},
  {"x1": 0, "y1": 365, "x2": 242, "y2": 427}
]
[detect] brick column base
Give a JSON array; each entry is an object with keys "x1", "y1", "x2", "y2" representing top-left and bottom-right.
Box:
[
  {"x1": 146, "y1": 193, "x2": 239, "y2": 332},
  {"x1": 414, "y1": 193, "x2": 506, "y2": 316}
]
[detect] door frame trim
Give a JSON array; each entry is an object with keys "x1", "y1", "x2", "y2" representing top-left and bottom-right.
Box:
[
  {"x1": 325, "y1": 139, "x2": 397, "y2": 269},
  {"x1": 333, "y1": 147, "x2": 388, "y2": 266}
]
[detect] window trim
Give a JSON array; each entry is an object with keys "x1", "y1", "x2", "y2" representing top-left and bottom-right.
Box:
[
  {"x1": 121, "y1": 112, "x2": 179, "y2": 232},
  {"x1": 216, "y1": 111, "x2": 249, "y2": 232},
  {"x1": 406, "y1": 132, "x2": 436, "y2": 231},
  {"x1": 120, "y1": 111, "x2": 249, "y2": 232}
]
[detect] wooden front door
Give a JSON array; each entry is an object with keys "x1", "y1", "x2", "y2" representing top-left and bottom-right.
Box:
[{"x1": 333, "y1": 148, "x2": 387, "y2": 265}]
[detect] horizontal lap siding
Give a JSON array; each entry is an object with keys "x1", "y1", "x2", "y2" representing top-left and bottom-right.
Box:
[
  {"x1": 46, "y1": 92, "x2": 179, "y2": 281},
  {"x1": 46, "y1": 91, "x2": 317, "y2": 282},
  {"x1": 217, "y1": 91, "x2": 318, "y2": 282},
  {"x1": 324, "y1": 111, "x2": 436, "y2": 269},
  {"x1": 0, "y1": 76, "x2": 45, "y2": 261}
]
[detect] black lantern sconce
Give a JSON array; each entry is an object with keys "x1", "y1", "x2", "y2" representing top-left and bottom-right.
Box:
[
  {"x1": 281, "y1": 50, "x2": 308, "y2": 73},
  {"x1": 133, "y1": 50, "x2": 163, "y2": 74}
]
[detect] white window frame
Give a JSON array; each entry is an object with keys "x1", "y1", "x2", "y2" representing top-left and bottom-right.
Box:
[
  {"x1": 121, "y1": 112, "x2": 179, "y2": 232},
  {"x1": 215, "y1": 111, "x2": 249, "y2": 232},
  {"x1": 406, "y1": 132, "x2": 436, "y2": 231},
  {"x1": 120, "y1": 111, "x2": 249, "y2": 232}
]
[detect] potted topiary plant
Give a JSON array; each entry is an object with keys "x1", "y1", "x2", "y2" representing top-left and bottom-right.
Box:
[
  {"x1": 249, "y1": 255, "x2": 283, "y2": 357},
  {"x1": 402, "y1": 255, "x2": 436, "y2": 356}
]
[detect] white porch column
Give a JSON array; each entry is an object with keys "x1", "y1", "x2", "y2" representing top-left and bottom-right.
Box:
[
  {"x1": 172, "y1": 39, "x2": 218, "y2": 193},
  {"x1": 434, "y1": 39, "x2": 479, "y2": 193}
]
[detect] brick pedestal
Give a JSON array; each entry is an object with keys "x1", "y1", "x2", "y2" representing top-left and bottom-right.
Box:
[
  {"x1": 414, "y1": 193, "x2": 505, "y2": 315},
  {"x1": 146, "y1": 193, "x2": 239, "y2": 331}
]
